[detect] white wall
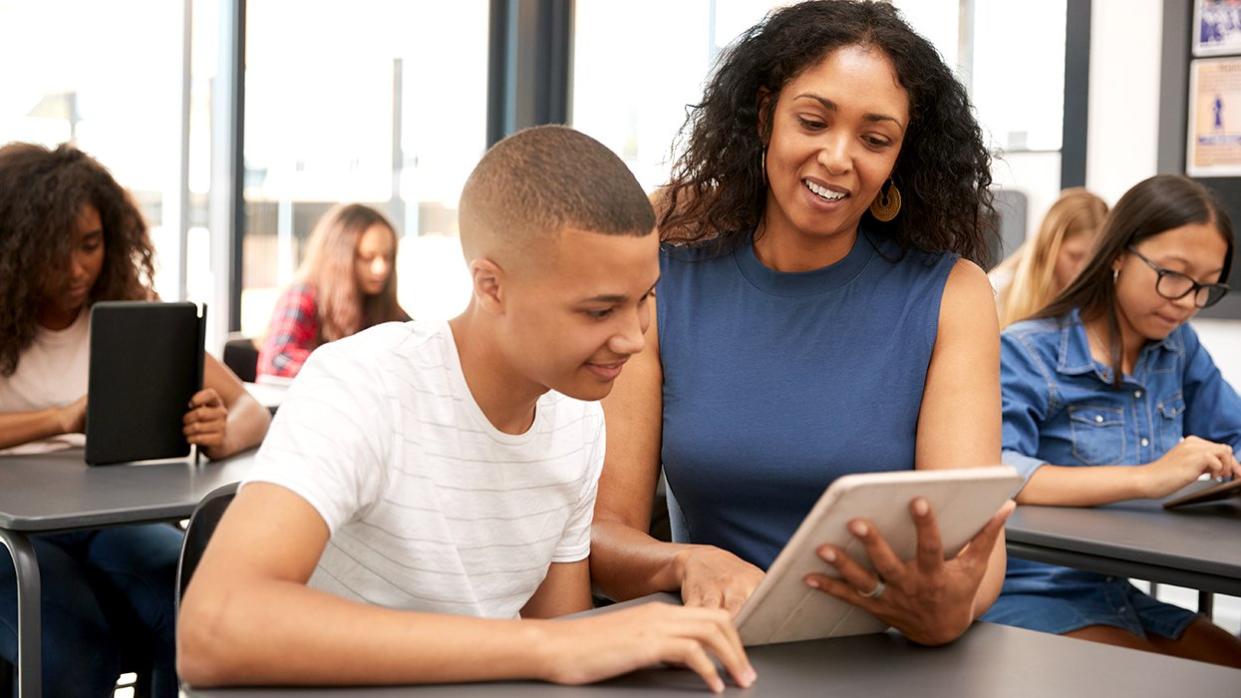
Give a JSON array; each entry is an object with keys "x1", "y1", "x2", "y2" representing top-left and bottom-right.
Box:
[
  {"x1": 1084, "y1": 0, "x2": 1163, "y2": 205},
  {"x1": 991, "y1": 151, "x2": 1062, "y2": 237},
  {"x1": 1084, "y1": 0, "x2": 1240, "y2": 385}
]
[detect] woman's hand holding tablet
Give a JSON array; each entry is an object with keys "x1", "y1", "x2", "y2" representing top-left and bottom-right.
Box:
[
  {"x1": 805, "y1": 496, "x2": 1016, "y2": 646},
  {"x1": 734, "y1": 466, "x2": 1023, "y2": 647}
]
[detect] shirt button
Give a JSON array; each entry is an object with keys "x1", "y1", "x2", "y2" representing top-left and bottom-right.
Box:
[
  {"x1": 1134, "y1": 390, "x2": 1143, "y2": 399},
  {"x1": 1141, "y1": 438, "x2": 1150, "y2": 447},
  {"x1": 1095, "y1": 415, "x2": 1104, "y2": 423}
]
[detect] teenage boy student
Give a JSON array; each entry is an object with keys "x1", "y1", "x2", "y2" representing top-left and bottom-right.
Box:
[{"x1": 177, "y1": 126, "x2": 755, "y2": 693}]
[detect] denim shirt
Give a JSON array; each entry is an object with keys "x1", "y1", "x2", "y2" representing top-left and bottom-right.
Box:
[{"x1": 1001, "y1": 309, "x2": 1241, "y2": 480}]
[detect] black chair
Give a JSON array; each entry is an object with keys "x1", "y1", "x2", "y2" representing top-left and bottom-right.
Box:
[
  {"x1": 174, "y1": 484, "x2": 237, "y2": 693},
  {"x1": 177, "y1": 483, "x2": 239, "y2": 609},
  {"x1": 222, "y1": 336, "x2": 259, "y2": 384}
]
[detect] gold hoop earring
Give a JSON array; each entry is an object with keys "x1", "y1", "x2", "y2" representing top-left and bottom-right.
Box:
[{"x1": 869, "y1": 180, "x2": 902, "y2": 222}]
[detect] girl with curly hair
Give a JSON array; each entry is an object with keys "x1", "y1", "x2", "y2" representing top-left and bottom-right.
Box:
[
  {"x1": 591, "y1": 0, "x2": 1012, "y2": 646},
  {"x1": 0, "y1": 142, "x2": 270, "y2": 697},
  {"x1": 257, "y1": 203, "x2": 410, "y2": 379}
]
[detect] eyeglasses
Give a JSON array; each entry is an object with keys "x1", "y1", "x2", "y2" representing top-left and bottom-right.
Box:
[{"x1": 1125, "y1": 246, "x2": 1230, "y2": 308}]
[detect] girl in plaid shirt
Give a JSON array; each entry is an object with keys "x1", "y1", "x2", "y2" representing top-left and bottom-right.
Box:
[{"x1": 258, "y1": 204, "x2": 410, "y2": 378}]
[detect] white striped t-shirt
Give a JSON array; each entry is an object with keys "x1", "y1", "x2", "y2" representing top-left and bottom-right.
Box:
[{"x1": 245, "y1": 321, "x2": 605, "y2": 619}]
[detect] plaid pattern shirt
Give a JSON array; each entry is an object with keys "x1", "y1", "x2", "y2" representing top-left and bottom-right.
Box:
[{"x1": 258, "y1": 282, "x2": 320, "y2": 378}]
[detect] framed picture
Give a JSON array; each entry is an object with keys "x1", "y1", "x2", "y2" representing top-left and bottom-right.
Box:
[
  {"x1": 1186, "y1": 57, "x2": 1241, "y2": 176},
  {"x1": 1195, "y1": 0, "x2": 1241, "y2": 56}
]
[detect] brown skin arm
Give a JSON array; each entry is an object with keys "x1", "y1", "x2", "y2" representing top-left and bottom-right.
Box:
[
  {"x1": 590, "y1": 297, "x2": 765, "y2": 613},
  {"x1": 913, "y1": 259, "x2": 1008, "y2": 616},
  {"x1": 0, "y1": 400, "x2": 82, "y2": 450},
  {"x1": 520, "y1": 559, "x2": 593, "y2": 619},
  {"x1": 178, "y1": 482, "x2": 755, "y2": 691},
  {"x1": 178, "y1": 482, "x2": 554, "y2": 686},
  {"x1": 591, "y1": 297, "x2": 691, "y2": 598},
  {"x1": 1, "y1": 355, "x2": 268, "y2": 457},
  {"x1": 1017, "y1": 436, "x2": 1241, "y2": 506},
  {"x1": 805, "y1": 260, "x2": 1010, "y2": 645},
  {"x1": 184, "y1": 354, "x2": 271, "y2": 459}
]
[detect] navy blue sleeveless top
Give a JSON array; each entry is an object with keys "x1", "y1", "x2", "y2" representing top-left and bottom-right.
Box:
[{"x1": 658, "y1": 229, "x2": 958, "y2": 570}]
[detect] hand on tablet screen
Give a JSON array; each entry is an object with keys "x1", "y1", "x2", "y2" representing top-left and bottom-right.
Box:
[
  {"x1": 542, "y1": 604, "x2": 755, "y2": 692},
  {"x1": 1139, "y1": 436, "x2": 1241, "y2": 498},
  {"x1": 676, "y1": 546, "x2": 766, "y2": 617},
  {"x1": 802, "y1": 497, "x2": 1016, "y2": 646}
]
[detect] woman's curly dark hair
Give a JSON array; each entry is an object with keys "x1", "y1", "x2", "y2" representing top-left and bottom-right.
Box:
[
  {"x1": 0, "y1": 142, "x2": 155, "y2": 376},
  {"x1": 659, "y1": 0, "x2": 997, "y2": 265}
]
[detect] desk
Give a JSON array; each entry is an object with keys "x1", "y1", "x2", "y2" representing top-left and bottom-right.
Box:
[
  {"x1": 183, "y1": 592, "x2": 1240, "y2": 697},
  {"x1": 1006, "y1": 488, "x2": 1241, "y2": 611},
  {"x1": 0, "y1": 449, "x2": 257, "y2": 698}
]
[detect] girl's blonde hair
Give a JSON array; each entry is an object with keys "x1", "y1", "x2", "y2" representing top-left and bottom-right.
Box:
[
  {"x1": 998, "y1": 188, "x2": 1108, "y2": 327},
  {"x1": 298, "y1": 203, "x2": 408, "y2": 342}
]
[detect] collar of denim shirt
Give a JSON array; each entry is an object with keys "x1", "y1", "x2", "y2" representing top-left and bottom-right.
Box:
[{"x1": 1055, "y1": 307, "x2": 1184, "y2": 385}]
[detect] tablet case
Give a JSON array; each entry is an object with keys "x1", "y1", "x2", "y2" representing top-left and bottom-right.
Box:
[
  {"x1": 736, "y1": 466, "x2": 1023, "y2": 646},
  {"x1": 85, "y1": 302, "x2": 206, "y2": 465}
]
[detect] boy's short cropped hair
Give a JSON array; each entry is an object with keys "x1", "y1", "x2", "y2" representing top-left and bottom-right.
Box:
[{"x1": 458, "y1": 125, "x2": 655, "y2": 262}]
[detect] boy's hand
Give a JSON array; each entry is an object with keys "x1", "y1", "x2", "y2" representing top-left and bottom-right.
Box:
[
  {"x1": 539, "y1": 603, "x2": 755, "y2": 693},
  {"x1": 1139, "y1": 436, "x2": 1241, "y2": 498},
  {"x1": 676, "y1": 546, "x2": 765, "y2": 617},
  {"x1": 184, "y1": 388, "x2": 229, "y2": 458},
  {"x1": 56, "y1": 394, "x2": 88, "y2": 434}
]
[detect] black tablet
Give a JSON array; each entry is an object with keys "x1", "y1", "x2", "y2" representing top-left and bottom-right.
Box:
[{"x1": 85, "y1": 301, "x2": 206, "y2": 465}]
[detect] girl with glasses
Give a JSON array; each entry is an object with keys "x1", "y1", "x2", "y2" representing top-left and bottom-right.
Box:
[{"x1": 985, "y1": 173, "x2": 1241, "y2": 667}]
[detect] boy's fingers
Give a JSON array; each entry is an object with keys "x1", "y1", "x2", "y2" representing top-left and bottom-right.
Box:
[
  {"x1": 664, "y1": 639, "x2": 723, "y2": 694},
  {"x1": 680, "y1": 618, "x2": 753, "y2": 688}
]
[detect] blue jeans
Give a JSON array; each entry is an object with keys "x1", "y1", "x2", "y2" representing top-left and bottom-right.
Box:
[{"x1": 0, "y1": 524, "x2": 183, "y2": 698}]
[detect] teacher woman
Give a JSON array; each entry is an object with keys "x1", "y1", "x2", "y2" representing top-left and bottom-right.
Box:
[{"x1": 591, "y1": 0, "x2": 1013, "y2": 646}]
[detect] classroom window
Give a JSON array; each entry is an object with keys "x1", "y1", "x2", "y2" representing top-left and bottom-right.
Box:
[
  {"x1": 240, "y1": 0, "x2": 487, "y2": 338},
  {"x1": 0, "y1": 0, "x2": 199, "y2": 304}
]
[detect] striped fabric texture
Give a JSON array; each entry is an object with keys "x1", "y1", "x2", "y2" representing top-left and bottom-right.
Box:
[{"x1": 246, "y1": 321, "x2": 605, "y2": 619}]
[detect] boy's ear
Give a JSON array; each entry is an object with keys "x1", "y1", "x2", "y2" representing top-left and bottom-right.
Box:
[{"x1": 469, "y1": 257, "x2": 506, "y2": 314}]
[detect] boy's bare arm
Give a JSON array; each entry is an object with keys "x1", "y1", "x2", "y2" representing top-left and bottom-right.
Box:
[
  {"x1": 177, "y1": 483, "x2": 554, "y2": 686},
  {"x1": 178, "y1": 483, "x2": 755, "y2": 691},
  {"x1": 520, "y1": 560, "x2": 593, "y2": 619}
]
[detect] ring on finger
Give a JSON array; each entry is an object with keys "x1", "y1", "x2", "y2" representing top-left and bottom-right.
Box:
[{"x1": 859, "y1": 578, "x2": 886, "y2": 599}]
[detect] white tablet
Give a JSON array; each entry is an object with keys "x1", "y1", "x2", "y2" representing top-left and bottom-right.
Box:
[{"x1": 735, "y1": 466, "x2": 1023, "y2": 646}]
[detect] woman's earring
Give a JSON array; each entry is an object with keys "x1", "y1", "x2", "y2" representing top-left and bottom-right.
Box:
[
  {"x1": 1113, "y1": 268, "x2": 1120, "y2": 284},
  {"x1": 760, "y1": 146, "x2": 768, "y2": 185},
  {"x1": 869, "y1": 179, "x2": 902, "y2": 222}
]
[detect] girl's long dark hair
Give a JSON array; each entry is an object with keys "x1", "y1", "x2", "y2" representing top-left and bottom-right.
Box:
[
  {"x1": 297, "y1": 203, "x2": 409, "y2": 342},
  {"x1": 1037, "y1": 174, "x2": 1235, "y2": 385},
  {"x1": 658, "y1": 0, "x2": 997, "y2": 265},
  {"x1": 0, "y1": 142, "x2": 155, "y2": 376}
]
